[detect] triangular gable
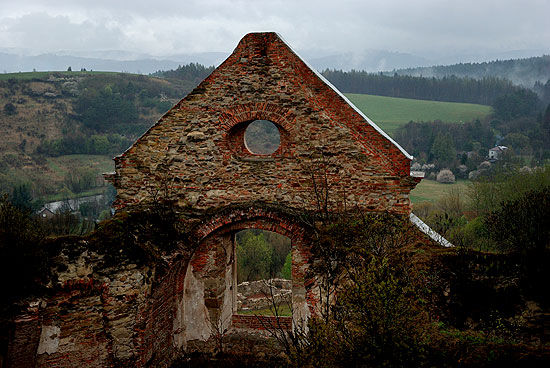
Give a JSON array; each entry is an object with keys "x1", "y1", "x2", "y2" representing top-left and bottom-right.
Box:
[
  {"x1": 108, "y1": 32, "x2": 422, "y2": 215},
  {"x1": 118, "y1": 32, "x2": 413, "y2": 178}
]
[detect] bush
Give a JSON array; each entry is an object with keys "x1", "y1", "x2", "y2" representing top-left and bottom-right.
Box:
[
  {"x1": 485, "y1": 186, "x2": 550, "y2": 255},
  {"x1": 0, "y1": 195, "x2": 46, "y2": 308},
  {"x1": 437, "y1": 169, "x2": 456, "y2": 183},
  {"x1": 284, "y1": 214, "x2": 435, "y2": 367},
  {"x1": 3, "y1": 103, "x2": 16, "y2": 115}
]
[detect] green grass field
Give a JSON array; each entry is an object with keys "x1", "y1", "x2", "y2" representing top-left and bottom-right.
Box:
[
  {"x1": 410, "y1": 179, "x2": 470, "y2": 204},
  {"x1": 48, "y1": 154, "x2": 115, "y2": 174},
  {"x1": 238, "y1": 303, "x2": 292, "y2": 317},
  {"x1": 345, "y1": 93, "x2": 492, "y2": 134}
]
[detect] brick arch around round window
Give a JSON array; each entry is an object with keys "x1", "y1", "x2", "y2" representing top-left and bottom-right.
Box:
[{"x1": 219, "y1": 102, "x2": 296, "y2": 157}]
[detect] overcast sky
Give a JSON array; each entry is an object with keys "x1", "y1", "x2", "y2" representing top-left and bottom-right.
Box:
[{"x1": 1, "y1": 0, "x2": 549, "y2": 59}]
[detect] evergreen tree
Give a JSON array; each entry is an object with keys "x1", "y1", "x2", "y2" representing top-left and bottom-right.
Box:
[
  {"x1": 430, "y1": 132, "x2": 456, "y2": 166},
  {"x1": 10, "y1": 184, "x2": 33, "y2": 213},
  {"x1": 542, "y1": 104, "x2": 550, "y2": 148}
]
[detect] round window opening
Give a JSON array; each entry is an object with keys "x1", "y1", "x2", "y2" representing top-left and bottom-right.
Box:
[{"x1": 244, "y1": 120, "x2": 281, "y2": 155}]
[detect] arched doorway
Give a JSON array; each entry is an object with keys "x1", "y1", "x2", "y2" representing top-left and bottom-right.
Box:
[{"x1": 173, "y1": 206, "x2": 315, "y2": 348}]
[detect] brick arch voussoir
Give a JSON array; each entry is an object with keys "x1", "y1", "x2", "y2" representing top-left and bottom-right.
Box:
[
  {"x1": 218, "y1": 102, "x2": 296, "y2": 135},
  {"x1": 189, "y1": 205, "x2": 309, "y2": 245}
]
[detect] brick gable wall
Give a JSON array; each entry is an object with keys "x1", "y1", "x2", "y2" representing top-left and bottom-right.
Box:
[{"x1": 107, "y1": 32, "x2": 419, "y2": 215}]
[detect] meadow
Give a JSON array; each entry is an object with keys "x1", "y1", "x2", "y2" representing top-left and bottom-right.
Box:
[
  {"x1": 345, "y1": 93, "x2": 492, "y2": 134},
  {"x1": 410, "y1": 179, "x2": 470, "y2": 204}
]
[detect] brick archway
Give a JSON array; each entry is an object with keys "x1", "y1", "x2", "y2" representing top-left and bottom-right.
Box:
[
  {"x1": 190, "y1": 205, "x2": 308, "y2": 243},
  {"x1": 172, "y1": 205, "x2": 316, "y2": 348}
]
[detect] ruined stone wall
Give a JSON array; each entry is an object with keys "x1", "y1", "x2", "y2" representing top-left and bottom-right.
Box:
[
  {"x1": 108, "y1": 32, "x2": 418, "y2": 215},
  {"x1": 231, "y1": 315, "x2": 292, "y2": 331},
  {"x1": 237, "y1": 278, "x2": 291, "y2": 312},
  {"x1": 5, "y1": 33, "x2": 424, "y2": 367},
  {"x1": 4, "y1": 205, "x2": 315, "y2": 367},
  {"x1": 4, "y1": 252, "x2": 156, "y2": 367},
  {"x1": 190, "y1": 205, "x2": 315, "y2": 322}
]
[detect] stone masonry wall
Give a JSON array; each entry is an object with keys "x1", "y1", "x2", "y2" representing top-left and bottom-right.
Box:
[
  {"x1": 4, "y1": 205, "x2": 316, "y2": 367},
  {"x1": 107, "y1": 32, "x2": 419, "y2": 215},
  {"x1": 5, "y1": 33, "x2": 424, "y2": 367}
]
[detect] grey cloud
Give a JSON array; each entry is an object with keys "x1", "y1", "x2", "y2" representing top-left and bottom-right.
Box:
[
  {"x1": 0, "y1": 0, "x2": 548, "y2": 58},
  {"x1": 2, "y1": 13, "x2": 125, "y2": 52}
]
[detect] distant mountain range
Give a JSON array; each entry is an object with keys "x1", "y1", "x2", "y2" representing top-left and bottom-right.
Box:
[
  {"x1": 388, "y1": 55, "x2": 550, "y2": 89},
  {"x1": 0, "y1": 50, "x2": 229, "y2": 74},
  {"x1": 0, "y1": 46, "x2": 545, "y2": 71},
  {"x1": 305, "y1": 50, "x2": 433, "y2": 72}
]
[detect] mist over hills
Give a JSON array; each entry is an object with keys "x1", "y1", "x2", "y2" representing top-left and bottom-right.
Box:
[
  {"x1": 389, "y1": 55, "x2": 550, "y2": 89},
  {"x1": 305, "y1": 50, "x2": 433, "y2": 72},
  {"x1": 0, "y1": 50, "x2": 228, "y2": 74},
  {"x1": 1, "y1": 47, "x2": 548, "y2": 79}
]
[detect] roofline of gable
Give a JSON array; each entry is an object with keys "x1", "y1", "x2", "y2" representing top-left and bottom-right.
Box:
[
  {"x1": 410, "y1": 213, "x2": 454, "y2": 248},
  {"x1": 115, "y1": 32, "x2": 414, "y2": 163},
  {"x1": 275, "y1": 33, "x2": 413, "y2": 161}
]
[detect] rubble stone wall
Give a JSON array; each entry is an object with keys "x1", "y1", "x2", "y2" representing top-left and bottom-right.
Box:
[
  {"x1": 4, "y1": 205, "x2": 316, "y2": 367},
  {"x1": 4, "y1": 32, "x2": 422, "y2": 367},
  {"x1": 107, "y1": 32, "x2": 419, "y2": 215}
]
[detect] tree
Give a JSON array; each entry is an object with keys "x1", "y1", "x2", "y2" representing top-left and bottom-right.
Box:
[
  {"x1": 485, "y1": 186, "x2": 550, "y2": 255},
  {"x1": 10, "y1": 184, "x2": 33, "y2": 212},
  {"x1": 281, "y1": 252, "x2": 291, "y2": 280},
  {"x1": 67, "y1": 66, "x2": 72, "y2": 71},
  {"x1": 430, "y1": 132, "x2": 456, "y2": 167},
  {"x1": 542, "y1": 104, "x2": 550, "y2": 149},
  {"x1": 64, "y1": 168, "x2": 96, "y2": 193},
  {"x1": 492, "y1": 90, "x2": 541, "y2": 120},
  {"x1": 436, "y1": 169, "x2": 456, "y2": 183},
  {"x1": 236, "y1": 231, "x2": 273, "y2": 282},
  {"x1": 3, "y1": 102, "x2": 16, "y2": 115},
  {"x1": 0, "y1": 195, "x2": 46, "y2": 307},
  {"x1": 74, "y1": 85, "x2": 138, "y2": 132}
]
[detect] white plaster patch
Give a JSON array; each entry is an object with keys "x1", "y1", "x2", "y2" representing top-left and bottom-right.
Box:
[
  {"x1": 173, "y1": 291, "x2": 185, "y2": 349},
  {"x1": 37, "y1": 325, "x2": 60, "y2": 355},
  {"x1": 181, "y1": 265, "x2": 211, "y2": 345},
  {"x1": 219, "y1": 259, "x2": 235, "y2": 333},
  {"x1": 292, "y1": 293, "x2": 311, "y2": 333}
]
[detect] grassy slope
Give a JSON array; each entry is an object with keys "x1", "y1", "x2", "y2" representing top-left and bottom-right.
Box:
[
  {"x1": 410, "y1": 179, "x2": 470, "y2": 204},
  {"x1": 238, "y1": 303, "x2": 292, "y2": 317},
  {"x1": 345, "y1": 93, "x2": 492, "y2": 134},
  {"x1": 0, "y1": 71, "x2": 118, "y2": 80},
  {"x1": 2, "y1": 72, "x2": 483, "y2": 204},
  {"x1": 0, "y1": 72, "x2": 183, "y2": 199}
]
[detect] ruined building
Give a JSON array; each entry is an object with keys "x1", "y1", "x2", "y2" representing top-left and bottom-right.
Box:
[{"x1": 3, "y1": 32, "x2": 429, "y2": 367}]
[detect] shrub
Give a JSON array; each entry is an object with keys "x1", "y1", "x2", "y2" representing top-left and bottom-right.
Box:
[
  {"x1": 0, "y1": 195, "x2": 46, "y2": 308},
  {"x1": 3, "y1": 102, "x2": 16, "y2": 115},
  {"x1": 485, "y1": 186, "x2": 550, "y2": 255},
  {"x1": 284, "y1": 214, "x2": 435, "y2": 367},
  {"x1": 437, "y1": 169, "x2": 456, "y2": 183}
]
